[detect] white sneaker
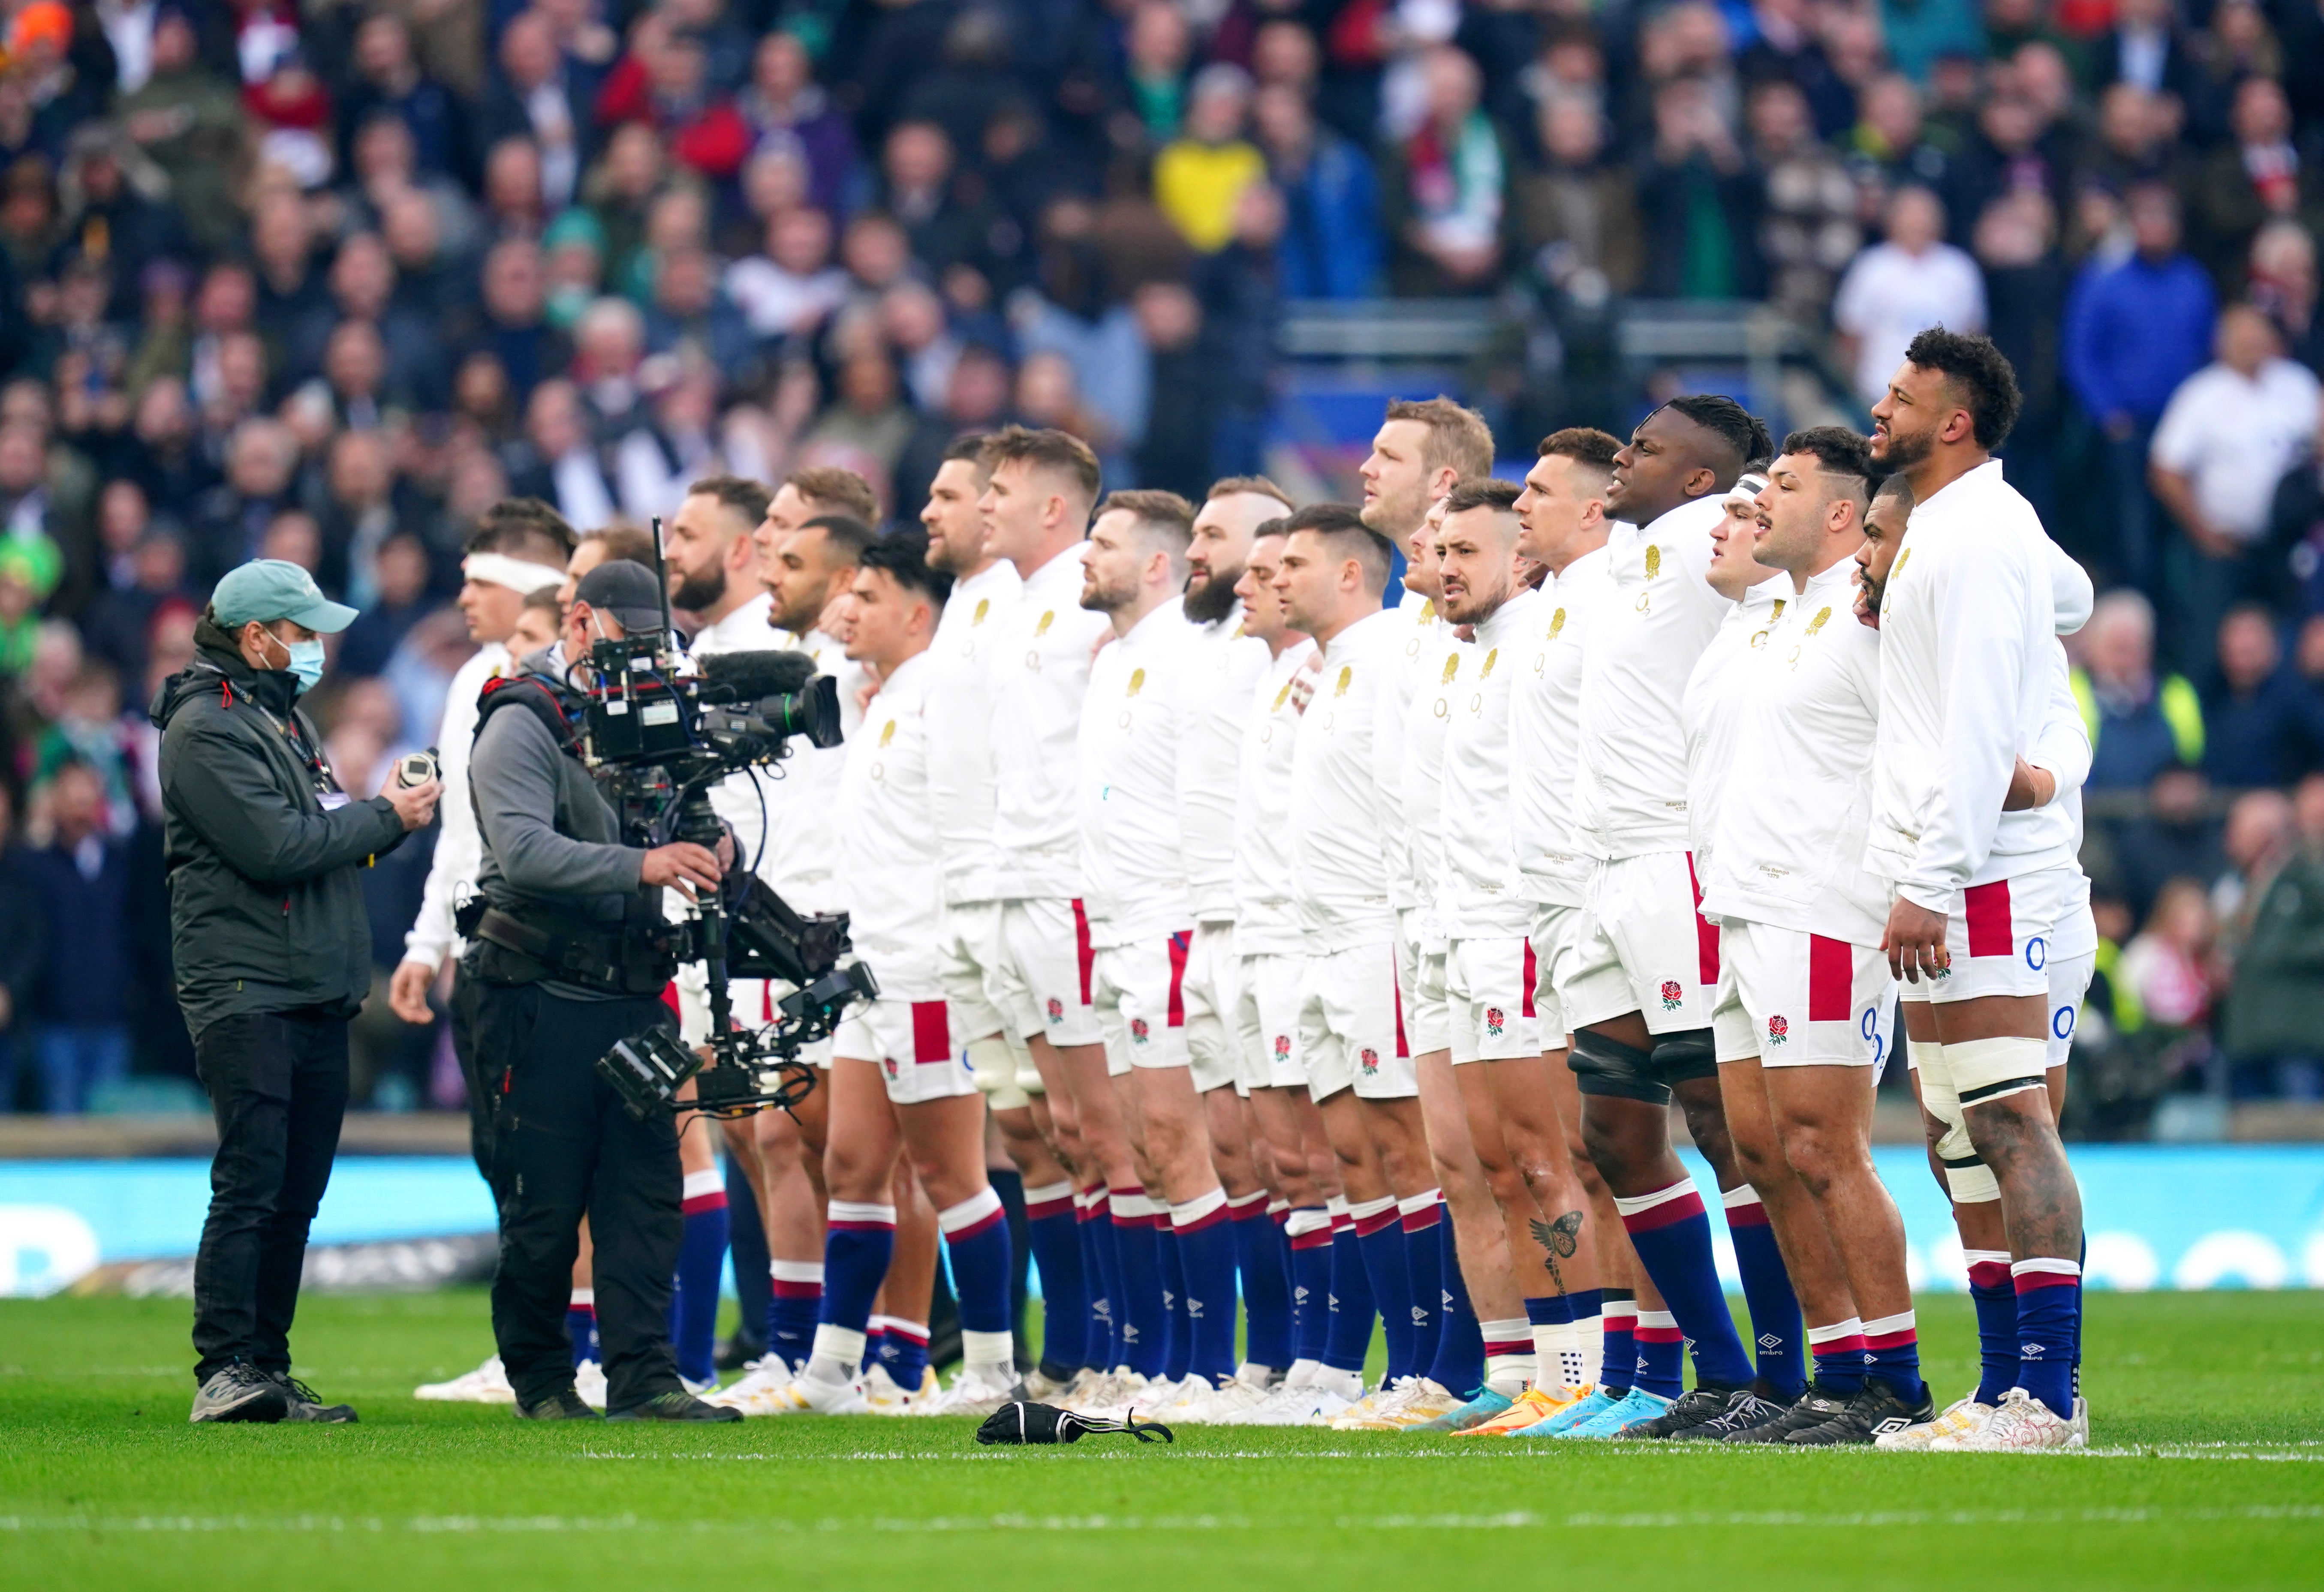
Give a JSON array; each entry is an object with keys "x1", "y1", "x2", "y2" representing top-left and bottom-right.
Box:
[
  {"x1": 921, "y1": 1364, "x2": 1020, "y2": 1417},
  {"x1": 1954, "y1": 1386, "x2": 2081, "y2": 1451},
  {"x1": 1232, "y1": 1382, "x2": 1356, "y2": 1427},
  {"x1": 1150, "y1": 1374, "x2": 1225, "y2": 1422},
  {"x1": 705, "y1": 1355, "x2": 806, "y2": 1415},
  {"x1": 574, "y1": 1360, "x2": 608, "y2": 1411},
  {"x1": 862, "y1": 1364, "x2": 924, "y2": 1415},
  {"x1": 2070, "y1": 1395, "x2": 2090, "y2": 1447},
  {"x1": 748, "y1": 1373, "x2": 872, "y2": 1415},
  {"x1": 414, "y1": 1353, "x2": 516, "y2": 1403},
  {"x1": 1022, "y1": 1365, "x2": 1078, "y2": 1401},
  {"x1": 1067, "y1": 1369, "x2": 1149, "y2": 1418},
  {"x1": 1328, "y1": 1376, "x2": 1414, "y2": 1429},
  {"x1": 1179, "y1": 1376, "x2": 1274, "y2": 1424},
  {"x1": 1878, "y1": 1391, "x2": 1994, "y2": 1451},
  {"x1": 680, "y1": 1373, "x2": 719, "y2": 1397}
]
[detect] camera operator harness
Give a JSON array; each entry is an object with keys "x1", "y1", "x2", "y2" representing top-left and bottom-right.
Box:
[{"x1": 463, "y1": 526, "x2": 879, "y2": 1121}]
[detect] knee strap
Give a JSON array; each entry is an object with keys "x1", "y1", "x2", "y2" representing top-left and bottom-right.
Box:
[
  {"x1": 1650, "y1": 1027, "x2": 1716, "y2": 1082},
  {"x1": 1570, "y1": 1029, "x2": 1653, "y2": 1070}
]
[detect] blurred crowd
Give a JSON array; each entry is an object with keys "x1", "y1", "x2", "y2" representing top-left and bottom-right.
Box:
[{"x1": 3, "y1": 0, "x2": 2324, "y2": 1120}]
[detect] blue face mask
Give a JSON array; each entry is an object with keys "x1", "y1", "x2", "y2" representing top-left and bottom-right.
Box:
[{"x1": 264, "y1": 628, "x2": 325, "y2": 692}]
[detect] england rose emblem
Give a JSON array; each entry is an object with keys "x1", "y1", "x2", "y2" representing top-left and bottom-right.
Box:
[
  {"x1": 1130, "y1": 1017, "x2": 1150, "y2": 1044},
  {"x1": 1485, "y1": 1007, "x2": 1505, "y2": 1037},
  {"x1": 1046, "y1": 997, "x2": 1064, "y2": 1022},
  {"x1": 1766, "y1": 1015, "x2": 1789, "y2": 1045},
  {"x1": 1659, "y1": 980, "x2": 1683, "y2": 1010},
  {"x1": 1359, "y1": 1048, "x2": 1380, "y2": 1073}
]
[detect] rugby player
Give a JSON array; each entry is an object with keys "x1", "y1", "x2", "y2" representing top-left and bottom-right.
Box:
[
  {"x1": 404, "y1": 500, "x2": 578, "y2": 1406},
  {"x1": 1863, "y1": 327, "x2": 2090, "y2": 1451},
  {"x1": 1073, "y1": 490, "x2": 1243, "y2": 1412},
  {"x1": 1556, "y1": 396, "x2": 1797, "y2": 1440}
]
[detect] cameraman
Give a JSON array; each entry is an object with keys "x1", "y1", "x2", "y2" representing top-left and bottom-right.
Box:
[
  {"x1": 465, "y1": 558, "x2": 740, "y2": 1423},
  {"x1": 156, "y1": 560, "x2": 441, "y2": 1424}
]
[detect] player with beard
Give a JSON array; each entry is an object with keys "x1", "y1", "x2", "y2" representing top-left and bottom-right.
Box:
[
  {"x1": 1863, "y1": 329, "x2": 2092, "y2": 1451},
  {"x1": 1070, "y1": 490, "x2": 1245, "y2": 1414},
  {"x1": 1555, "y1": 396, "x2": 1792, "y2": 1442},
  {"x1": 1153, "y1": 475, "x2": 1300, "y2": 1418},
  {"x1": 921, "y1": 437, "x2": 1092, "y2": 1396}
]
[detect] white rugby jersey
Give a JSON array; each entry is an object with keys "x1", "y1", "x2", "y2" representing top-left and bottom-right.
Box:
[
  {"x1": 1178, "y1": 604, "x2": 1271, "y2": 924},
  {"x1": 1571, "y1": 495, "x2": 1731, "y2": 860},
  {"x1": 1378, "y1": 589, "x2": 1448, "y2": 916},
  {"x1": 406, "y1": 640, "x2": 511, "y2": 967},
  {"x1": 1866, "y1": 460, "x2": 2076, "y2": 910},
  {"x1": 1394, "y1": 602, "x2": 1466, "y2": 938},
  {"x1": 837, "y1": 650, "x2": 942, "y2": 996},
  {"x1": 1699, "y1": 559, "x2": 1891, "y2": 946},
  {"x1": 1289, "y1": 608, "x2": 1402, "y2": 952},
  {"x1": 1076, "y1": 597, "x2": 1200, "y2": 948},
  {"x1": 2032, "y1": 638, "x2": 2092, "y2": 850},
  {"x1": 1232, "y1": 638, "x2": 1319, "y2": 955},
  {"x1": 990, "y1": 544, "x2": 1113, "y2": 900},
  {"x1": 1439, "y1": 585, "x2": 1542, "y2": 940},
  {"x1": 1680, "y1": 571, "x2": 1786, "y2": 875},
  {"x1": 762, "y1": 622, "x2": 866, "y2": 913},
  {"x1": 924, "y1": 559, "x2": 1024, "y2": 907},
  {"x1": 1512, "y1": 547, "x2": 1612, "y2": 907}
]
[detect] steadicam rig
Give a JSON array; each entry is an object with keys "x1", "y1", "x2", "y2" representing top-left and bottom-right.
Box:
[{"x1": 580, "y1": 517, "x2": 878, "y2": 1121}]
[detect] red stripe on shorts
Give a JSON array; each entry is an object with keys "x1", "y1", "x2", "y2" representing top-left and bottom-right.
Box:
[
  {"x1": 1521, "y1": 939, "x2": 1537, "y2": 1019},
  {"x1": 1964, "y1": 879, "x2": 2013, "y2": 959},
  {"x1": 1392, "y1": 948, "x2": 1411, "y2": 1058},
  {"x1": 659, "y1": 981, "x2": 681, "y2": 1016},
  {"x1": 1685, "y1": 854, "x2": 1720, "y2": 984},
  {"x1": 1072, "y1": 898, "x2": 1095, "y2": 1004},
  {"x1": 910, "y1": 1000, "x2": 951, "y2": 1063},
  {"x1": 1807, "y1": 934, "x2": 1854, "y2": 1023},
  {"x1": 1166, "y1": 931, "x2": 1191, "y2": 1027}
]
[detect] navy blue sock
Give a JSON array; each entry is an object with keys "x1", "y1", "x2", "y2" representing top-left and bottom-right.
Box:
[
  {"x1": 1156, "y1": 1224, "x2": 1191, "y2": 1381},
  {"x1": 1966, "y1": 1250, "x2": 2017, "y2": 1406},
  {"x1": 1023, "y1": 1181, "x2": 1087, "y2": 1371},
  {"x1": 1400, "y1": 1195, "x2": 1443, "y2": 1373},
  {"x1": 2013, "y1": 1260, "x2": 2081, "y2": 1418},
  {"x1": 820, "y1": 1202, "x2": 897, "y2": 1333},
  {"x1": 876, "y1": 1316, "x2": 929, "y2": 1390},
  {"x1": 1863, "y1": 1311, "x2": 1924, "y2": 1400},
  {"x1": 1288, "y1": 1208, "x2": 1333, "y2": 1364},
  {"x1": 1425, "y1": 1215, "x2": 1484, "y2": 1394},
  {"x1": 1109, "y1": 1187, "x2": 1167, "y2": 1378},
  {"x1": 1617, "y1": 1180, "x2": 1753, "y2": 1387},
  {"x1": 566, "y1": 1295, "x2": 597, "y2": 1367},
  {"x1": 1080, "y1": 1193, "x2": 1121, "y2": 1370},
  {"x1": 1352, "y1": 1198, "x2": 1415, "y2": 1384},
  {"x1": 1171, "y1": 1194, "x2": 1242, "y2": 1384},
  {"x1": 1722, "y1": 1187, "x2": 1805, "y2": 1401},
  {"x1": 1598, "y1": 1296, "x2": 1636, "y2": 1394},
  {"x1": 767, "y1": 1262, "x2": 822, "y2": 1370},
  {"x1": 1322, "y1": 1219, "x2": 1376, "y2": 1374},
  {"x1": 1633, "y1": 1308, "x2": 1685, "y2": 1400},
  {"x1": 938, "y1": 1189, "x2": 1014, "y2": 1334},
  {"x1": 1809, "y1": 1321, "x2": 1867, "y2": 1395},
  {"x1": 1230, "y1": 1193, "x2": 1293, "y2": 1372},
  {"x1": 672, "y1": 1174, "x2": 729, "y2": 1385}
]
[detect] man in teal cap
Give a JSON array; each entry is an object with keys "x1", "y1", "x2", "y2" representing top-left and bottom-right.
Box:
[{"x1": 153, "y1": 559, "x2": 444, "y2": 1424}]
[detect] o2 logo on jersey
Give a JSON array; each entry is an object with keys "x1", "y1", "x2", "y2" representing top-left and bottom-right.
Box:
[
  {"x1": 1484, "y1": 1007, "x2": 1506, "y2": 1038},
  {"x1": 1765, "y1": 1015, "x2": 1789, "y2": 1046},
  {"x1": 1358, "y1": 1047, "x2": 1380, "y2": 1075},
  {"x1": 1130, "y1": 1017, "x2": 1151, "y2": 1045},
  {"x1": 2053, "y1": 1003, "x2": 2076, "y2": 1041},
  {"x1": 1659, "y1": 979, "x2": 1684, "y2": 1011},
  {"x1": 1045, "y1": 997, "x2": 1064, "y2": 1024}
]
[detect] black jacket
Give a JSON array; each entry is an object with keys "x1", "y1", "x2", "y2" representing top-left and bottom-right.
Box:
[{"x1": 152, "y1": 625, "x2": 409, "y2": 1038}]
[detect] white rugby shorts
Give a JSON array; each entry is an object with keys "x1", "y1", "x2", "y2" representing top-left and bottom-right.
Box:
[
  {"x1": 1528, "y1": 899, "x2": 1583, "y2": 1046},
  {"x1": 1445, "y1": 935, "x2": 1541, "y2": 1064},
  {"x1": 939, "y1": 900, "x2": 1013, "y2": 1043},
  {"x1": 834, "y1": 995, "x2": 978, "y2": 1104},
  {"x1": 1563, "y1": 851, "x2": 1721, "y2": 1036},
  {"x1": 994, "y1": 897, "x2": 1104, "y2": 1048},
  {"x1": 1234, "y1": 950, "x2": 1308, "y2": 1093},
  {"x1": 1298, "y1": 943, "x2": 1418, "y2": 1102},
  {"x1": 1092, "y1": 931, "x2": 1194, "y2": 1077},
  {"x1": 1912, "y1": 865, "x2": 2084, "y2": 1005},
  {"x1": 1394, "y1": 915, "x2": 1452, "y2": 1057},
  {"x1": 1180, "y1": 922, "x2": 1241, "y2": 1094},
  {"x1": 1713, "y1": 920, "x2": 1898, "y2": 1071}
]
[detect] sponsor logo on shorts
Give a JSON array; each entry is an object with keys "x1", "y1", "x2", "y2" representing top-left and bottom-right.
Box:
[
  {"x1": 1660, "y1": 979, "x2": 1683, "y2": 1011},
  {"x1": 2026, "y1": 935, "x2": 2047, "y2": 971},
  {"x1": 1045, "y1": 996, "x2": 1064, "y2": 1024},
  {"x1": 1131, "y1": 1017, "x2": 1150, "y2": 1045},
  {"x1": 1359, "y1": 1047, "x2": 1380, "y2": 1074},
  {"x1": 1766, "y1": 1015, "x2": 1789, "y2": 1045},
  {"x1": 1484, "y1": 1007, "x2": 1506, "y2": 1038}
]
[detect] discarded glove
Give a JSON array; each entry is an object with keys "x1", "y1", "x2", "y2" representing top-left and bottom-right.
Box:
[{"x1": 974, "y1": 1402, "x2": 1175, "y2": 1445}]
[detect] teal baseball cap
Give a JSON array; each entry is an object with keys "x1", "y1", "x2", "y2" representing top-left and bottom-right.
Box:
[{"x1": 211, "y1": 559, "x2": 361, "y2": 634}]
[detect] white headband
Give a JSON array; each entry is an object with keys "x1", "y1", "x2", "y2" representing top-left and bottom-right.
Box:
[
  {"x1": 463, "y1": 552, "x2": 569, "y2": 595},
  {"x1": 1724, "y1": 473, "x2": 1769, "y2": 508}
]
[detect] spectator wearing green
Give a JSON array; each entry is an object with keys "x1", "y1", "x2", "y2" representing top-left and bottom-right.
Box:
[{"x1": 2073, "y1": 589, "x2": 2204, "y2": 790}]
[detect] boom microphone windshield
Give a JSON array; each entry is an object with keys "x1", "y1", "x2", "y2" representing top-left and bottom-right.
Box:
[{"x1": 697, "y1": 649, "x2": 819, "y2": 702}]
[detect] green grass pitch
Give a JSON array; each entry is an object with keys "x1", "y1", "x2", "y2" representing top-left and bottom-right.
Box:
[{"x1": 3, "y1": 1289, "x2": 2320, "y2": 1591}]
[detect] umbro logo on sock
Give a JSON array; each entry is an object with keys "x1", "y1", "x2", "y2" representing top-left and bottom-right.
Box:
[
  {"x1": 1186, "y1": 1300, "x2": 1205, "y2": 1319},
  {"x1": 1757, "y1": 1333, "x2": 1783, "y2": 1351},
  {"x1": 2021, "y1": 1342, "x2": 2046, "y2": 1356}
]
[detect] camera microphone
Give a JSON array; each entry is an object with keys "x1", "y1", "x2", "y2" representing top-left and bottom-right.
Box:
[{"x1": 696, "y1": 649, "x2": 818, "y2": 703}]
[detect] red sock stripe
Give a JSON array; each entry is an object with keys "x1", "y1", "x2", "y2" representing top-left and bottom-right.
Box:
[
  {"x1": 828, "y1": 1217, "x2": 896, "y2": 1233},
  {"x1": 1964, "y1": 879, "x2": 2013, "y2": 959},
  {"x1": 1813, "y1": 1334, "x2": 1868, "y2": 1358},
  {"x1": 1026, "y1": 1192, "x2": 1075, "y2": 1221},
  {"x1": 948, "y1": 1205, "x2": 1008, "y2": 1241},
  {"x1": 1520, "y1": 939, "x2": 1537, "y2": 1019},
  {"x1": 1620, "y1": 1190, "x2": 1706, "y2": 1234},
  {"x1": 1353, "y1": 1207, "x2": 1401, "y2": 1238},
  {"x1": 1634, "y1": 1325, "x2": 1685, "y2": 1344},
  {"x1": 1966, "y1": 1262, "x2": 2012, "y2": 1289},
  {"x1": 2013, "y1": 1271, "x2": 2078, "y2": 1296},
  {"x1": 1483, "y1": 1337, "x2": 1532, "y2": 1358},
  {"x1": 1806, "y1": 934, "x2": 1854, "y2": 1023},
  {"x1": 680, "y1": 1190, "x2": 729, "y2": 1215},
  {"x1": 1290, "y1": 1226, "x2": 1335, "y2": 1251},
  {"x1": 1228, "y1": 1201, "x2": 1271, "y2": 1223},
  {"x1": 1075, "y1": 1198, "x2": 1107, "y2": 1223},
  {"x1": 1724, "y1": 1199, "x2": 1770, "y2": 1229},
  {"x1": 1863, "y1": 1327, "x2": 1918, "y2": 1352},
  {"x1": 1400, "y1": 1203, "x2": 1442, "y2": 1235},
  {"x1": 884, "y1": 1322, "x2": 930, "y2": 1346},
  {"x1": 1602, "y1": 1313, "x2": 1637, "y2": 1333},
  {"x1": 770, "y1": 1279, "x2": 823, "y2": 1299},
  {"x1": 1072, "y1": 898, "x2": 1095, "y2": 1005},
  {"x1": 1685, "y1": 853, "x2": 1720, "y2": 984},
  {"x1": 1175, "y1": 1203, "x2": 1232, "y2": 1235}
]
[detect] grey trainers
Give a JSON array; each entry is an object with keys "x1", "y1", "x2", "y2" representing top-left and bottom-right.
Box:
[
  {"x1": 274, "y1": 1373, "x2": 359, "y2": 1423},
  {"x1": 606, "y1": 1390, "x2": 744, "y2": 1422},
  {"x1": 190, "y1": 1362, "x2": 290, "y2": 1424},
  {"x1": 516, "y1": 1388, "x2": 602, "y2": 1420}
]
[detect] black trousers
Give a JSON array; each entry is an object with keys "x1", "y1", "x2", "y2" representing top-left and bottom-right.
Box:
[
  {"x1": 476, "y1": 981, "x2": 684, "y2": 1411},
  {"x1": 448, "y1": 968, "x2": 493, "y2": 1191},
  {"x1": 190, "y1": 1006, "x2": 350, "y2": 1386}
]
